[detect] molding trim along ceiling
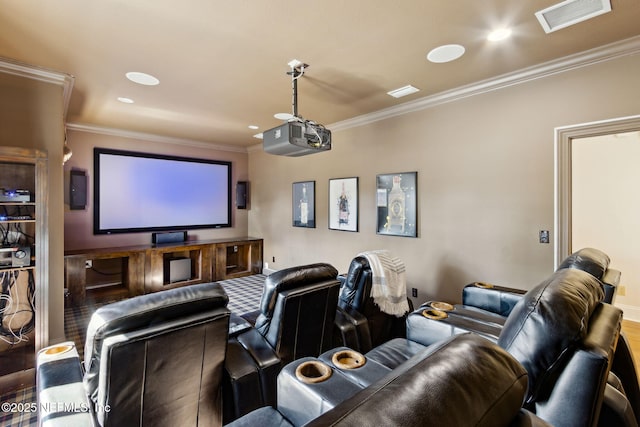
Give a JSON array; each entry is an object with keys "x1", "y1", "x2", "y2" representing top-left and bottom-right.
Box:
[
  {"x1": 0, "y1": 56, "x2": 75, "y2": 120},
  {"x1": 328, "y1": 35, "x2": 640, "y2": 132},
  {"x1": 65, "y1": 123, "x2": 248, "y2": 153}
]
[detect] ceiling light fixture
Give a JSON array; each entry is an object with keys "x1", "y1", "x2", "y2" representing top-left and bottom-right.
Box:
[
  {"x1": 427, "y1": 44, "x2": 466, "y2": 63},
  {"x1": 248, "y1": 125, "x2": 259, "y2": 130},
  {"x1": 125, "y1": 71, "x2": 160, "y2": 86},
  {"x1": 487, "y1": 28, "x2": 512, "y2": 41},
  {"x1": 387, "y1": 85, "x2": 420, "y2": 98},
  {"x1": 117, "y1": 97, "x2": 135, "y2": 104}
]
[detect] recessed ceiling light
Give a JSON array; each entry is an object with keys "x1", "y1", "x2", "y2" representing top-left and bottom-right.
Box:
[
  {"x1": 117, "y1": 97, "x2": 135, "y2": 104},
  {"x1": 274, "y1": 112, "x2": 294, "y2": 121},
  {"x1": 487, "y1": 28, "x2": 512, "y2": 41},
  {"x1": 248, "y1": 125, "x2": 259, "y2": 130},
  {"x1": 253, "y1": 133, "x2": 264, "y2": 139},
  {"x1": 125, "y1": 71, "x2": 160, "y2": 86},
  {"x1": 387, "y1": 85, "x2": 420, "y2": 98},
  {"x1": 427, "y1": 44, "x2": 466, "y2": 63}
]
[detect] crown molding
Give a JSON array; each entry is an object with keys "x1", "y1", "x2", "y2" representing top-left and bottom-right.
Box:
[
  {"x1": 328, "y1": 35, "x2": 640, "y2": 132},
  {"x1": 65, "y1": 123, "x2": 248, "y2": 153},
  {"x1": 0, "y1": 56, "x2": 75, "y2": 120}
]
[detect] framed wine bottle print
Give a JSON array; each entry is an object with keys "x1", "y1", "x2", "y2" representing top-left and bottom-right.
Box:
[
  {"x1": 329, "y1": 177, "x2": 358, "y2": 232},
  {"x1": 293, "y1": 181, "x2": 315, "y2": 228},
  {"x1": 376, "y1": 172, "x2": 417, "y2": 237}
]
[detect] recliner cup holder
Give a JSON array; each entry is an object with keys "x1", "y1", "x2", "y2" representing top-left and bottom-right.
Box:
[
  {"x1": 295, "y1": 360, "x2": 333, "y2": 384},
  {"x1": 475, "y1": 282, "x2": 494, "y2": 289},
  {"x1": 422, "y1": 308, "x2": 448, "y2": 320},
  {"x1": 428, "y1": 301, "x2": 454, "y2": 312},
  {"x1": 331, "y1": 349, "x2": 366, "y2": 370}
]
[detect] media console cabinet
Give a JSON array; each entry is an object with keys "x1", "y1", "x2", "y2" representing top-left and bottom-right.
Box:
[{"x1": 64, "y1": 237, "x2": 263, "y2": 305}]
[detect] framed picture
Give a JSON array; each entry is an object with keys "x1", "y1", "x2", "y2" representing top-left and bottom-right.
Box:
[
  {"x1": 376, "y1": 172, "x2": 417, "y2": 237},
  {"x1": 292, "y1": 181, "x2": 315, "y2": 228},
  {"x1": 329, "y1": 177, "x2": 358, "y2": 232}
]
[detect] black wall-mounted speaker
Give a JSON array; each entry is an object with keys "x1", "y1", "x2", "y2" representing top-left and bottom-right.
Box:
[
  {"x1": 70, "y1": 169, "x2": 87, "y2": 210},
  {"x1": 152, "y1": 231, "x2": 188, "y2": 245},
  {"x1": 237, "y1": 181, "x2": 248, "y2": 209}
]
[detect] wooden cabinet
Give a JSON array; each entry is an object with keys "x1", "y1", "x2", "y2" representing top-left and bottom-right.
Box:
[
  {"x1": 0, "y1": 147, "x2": 48, "y2": 391},
  {"x1": 64, "y1": 237, "x2": 263, "y2": 305}
]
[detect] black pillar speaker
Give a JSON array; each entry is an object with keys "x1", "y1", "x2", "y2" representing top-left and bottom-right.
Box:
[
  {"x1": 236, "y1": 181, "x2": 248, "y2": 209},
  {"x1": 70, "y1": 169, "x2": 87, "y2": 210}
]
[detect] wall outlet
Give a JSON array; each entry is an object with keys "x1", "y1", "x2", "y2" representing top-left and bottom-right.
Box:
[
  {"x1": 618, "y1": 285, "x2": 626, "y2": 297},
  {"x1": 411, "y1": 288, "x2": 418, "y2": 298},
  {"x1": 539, "y1": 230, "x2": 550, "y2": 244},
  {"x1": 85, "y1": 259, "x2": 93, "y2": 269}
]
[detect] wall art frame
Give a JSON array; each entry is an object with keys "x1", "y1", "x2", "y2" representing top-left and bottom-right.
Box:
[
  {"x1": 376, "y1": 171, "x2": 417, "y2": 237},
  {"x1": 292, "y1": 180, "x2": 316, "y2": 228},
  {"x1": 328, "y1": 177, "x2": 358, "y2": 232}
]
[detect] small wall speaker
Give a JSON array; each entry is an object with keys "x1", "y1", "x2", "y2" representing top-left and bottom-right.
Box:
[
  {"x1": 237, "y1": 181, "x2": 248, "y2": 209},
  {"x1": 70, "y1": 169, "x2": 87, "y2": 210}
]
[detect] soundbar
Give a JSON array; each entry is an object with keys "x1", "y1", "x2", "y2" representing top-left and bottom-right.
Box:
[{"x1": 152, "y1": 231, "x2": 188, "y2": 245}]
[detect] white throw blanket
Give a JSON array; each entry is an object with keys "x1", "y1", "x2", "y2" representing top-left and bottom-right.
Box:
[{"x1": 358, "y1": 250, "x2": 410, "y2": 317}]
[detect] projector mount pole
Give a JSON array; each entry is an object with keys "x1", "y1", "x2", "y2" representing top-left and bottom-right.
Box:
[{"x1": 287, "y1": 62, "x2": 308, "y2": 119}]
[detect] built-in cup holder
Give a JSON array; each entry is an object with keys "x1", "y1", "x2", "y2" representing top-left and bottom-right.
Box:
[
  {"x1": 475, "y1": 282, "x2": 494, "y2": 289},
  {"x1": 422, "y1": 308, "x2": 448, "y2": 320},
  {"x1": 332, "y1": 349, "x2": 366, "y2": 370},
  {"x1": 43, "y1": 344, "x2": 73, "y2": 356},
  {"x1": 429, "y1": 301, "x2": 454, "y2": 312},
  {"x1": 295, "y1": 360, "x2": 333, "y2": 384}
]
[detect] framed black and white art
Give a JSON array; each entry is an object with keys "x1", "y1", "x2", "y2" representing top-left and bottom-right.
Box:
[
  {"x1": 376, "y1": 172, "x2": 417, "y2": 237},
  {"x1": 328, "y1": 177, "x2": 358, "y2": 232},
  {"x1": 292, "y1": 181, "x2": 315, "y2": 228}
]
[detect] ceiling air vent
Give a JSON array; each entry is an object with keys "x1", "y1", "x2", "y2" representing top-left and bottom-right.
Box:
[{"x1": 535, "y1": 0, "x2": 611, "y2": 33}]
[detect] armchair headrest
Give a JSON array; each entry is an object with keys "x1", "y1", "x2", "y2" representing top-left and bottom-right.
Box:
[
  {"x1": 83, "y1": 282, "x2": 228, "y2": 397},
  {"x1": 257, "y1": 263, "x2": 338, "y2": 316},
  {"x1": 498, "y1": 268, "x2": 604, "y2": 402},
  {"x1": 557, "y1": 247, "x2": 610, "y2": 280}
]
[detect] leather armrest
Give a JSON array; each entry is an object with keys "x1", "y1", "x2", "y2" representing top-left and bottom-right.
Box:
[
  {"x1": 599, "y1": 383, "x2": 639, "y2": 427},
  {"x1": 461, "y1": 282, "x2": 525, "y2": 316},
  {"x1": 37, "y1": 342, "x2": 96, "y2": 426},
  {"x1": 229, "y1": 313, "x2": 253, "y2": 337},
  {"x1": 236, "y1": 327, "x2": 282, "y2": 407},
  {"x1": 334, "y1": 308, "x2": 360, "y2": 350},
  {"x1": 335, "y1": 306, "x2": 372, "y2": 352},
  {"x1": 224, "y1": 338, "x2": 264, "y2": 422}
]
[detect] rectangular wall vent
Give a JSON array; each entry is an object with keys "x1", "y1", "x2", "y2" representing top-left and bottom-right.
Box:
[{"x1": 535, "y1": 0, "x2": 611, "y2": 33}]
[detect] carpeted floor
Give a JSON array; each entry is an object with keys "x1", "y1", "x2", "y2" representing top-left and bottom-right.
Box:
[{"x1": 0, "y1": 274, "x2": 266, "y2": 427}]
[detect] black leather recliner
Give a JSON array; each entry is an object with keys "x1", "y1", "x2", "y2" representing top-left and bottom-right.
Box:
[
  {"x1": 383, "y1": 267, "x2": 626, "y2": 427},
  {"x1": 334, "y1": 256, "x2": 411, "y2": 353},
  {"x1": 223, "y1": 263, "x2": 341, "y2": 422},
  {"x1": 226, "y1": 333, "x2": 552, "y2": 427},
  {"x1": 37, "y1": 282, "x2": 231, "y2": 427}
]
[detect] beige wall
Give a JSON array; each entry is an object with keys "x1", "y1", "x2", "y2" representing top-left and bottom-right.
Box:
[
  {"x1": 249, "y1": 53, "x2": 640, "y2": 307},
  {"x1": 63, "y1": 129, "x2": 250, "y2": 250},
  {"x1": 572, "y1": 131, "x2": 640, "y2": 319},
  {"x1": 0, "y1": 72, "x2": 65, "y2": 343}
]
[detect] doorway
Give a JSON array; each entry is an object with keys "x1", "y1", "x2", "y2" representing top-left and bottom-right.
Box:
[{"x1": 555, "y1": 115, "x2": 640, "y2": 319}]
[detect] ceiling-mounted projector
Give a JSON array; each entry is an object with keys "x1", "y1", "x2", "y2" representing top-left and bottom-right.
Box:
[{"x1": 263, "y1": 62, "x2": 331, "y2": 157}]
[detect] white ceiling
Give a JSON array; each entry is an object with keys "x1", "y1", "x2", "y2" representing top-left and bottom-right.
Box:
[{"x1": 1, "y1": 0, "x2": 640, "y2": 148}]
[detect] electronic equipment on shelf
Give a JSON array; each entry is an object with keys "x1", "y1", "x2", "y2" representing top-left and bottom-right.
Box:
[
  {"x1": 0, "y1": 188, "x2": 32, "y2": 203},
  {"x1": 0, "y1": 245, "x2": 32, "y2": 268},
  {"x1": 0, "y1": 215, "x2": 33, "y2": 221}
]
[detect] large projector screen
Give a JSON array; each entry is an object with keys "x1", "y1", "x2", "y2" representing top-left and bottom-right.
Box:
[{"x1": 94, "y1": 148, "x2": 232, "y2": 234}]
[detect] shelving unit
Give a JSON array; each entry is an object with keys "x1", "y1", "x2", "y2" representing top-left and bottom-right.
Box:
[
  {"x1": 64, "y1": 237, "x2": 263, "y2": 304},
  {"x1": 0, "y1": 147, "x2": 48, "y2": 392}
]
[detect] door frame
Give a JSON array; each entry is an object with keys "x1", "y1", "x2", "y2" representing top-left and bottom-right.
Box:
[{"x1": 554, "y1": 114, "x2": 640, "y2": 268}]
